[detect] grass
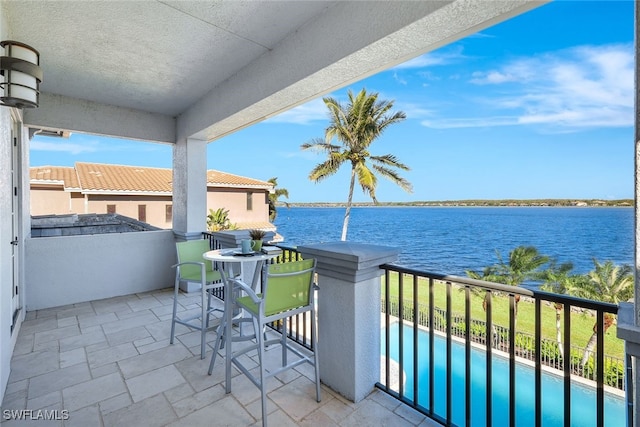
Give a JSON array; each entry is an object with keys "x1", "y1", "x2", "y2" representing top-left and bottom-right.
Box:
[{"x1": 383, "y1": 272, "x2": 624, "y2": 360}]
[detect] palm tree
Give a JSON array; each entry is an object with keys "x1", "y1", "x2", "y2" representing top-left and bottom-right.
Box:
[
  {"x1": 572, "y1": 259, "x2": 633, "y2": 366},
  {"x1": 539, "y1": 260, "x2": 583, "y2": 359},
  {"x1": 301, "y1": 88, "x2": 412, "y2": 241},
  {"x1": 267, "y1": 177, "x2": 289, "y2": 222},
  {"x1": 465, "y1": 246, "x2": 549, "y2": 312},
  {"x1": 465, "y1": 265, "x2": 501, "y2": 345},
  {"x1": 486, "y1": 246, "x2": 550, "y2": 317},
  {"x1": 465, "y1": 265, "x2": 500, "y2": 312},
  {"x1": 466, "y1": 246, "x2": 549, "y2": 345},
  {"x1": 206, "y1": 208, "x2": 237, "y2": 231},
  {"x1": 493, "y1": 246, "x2": 550, "y2": 288}
]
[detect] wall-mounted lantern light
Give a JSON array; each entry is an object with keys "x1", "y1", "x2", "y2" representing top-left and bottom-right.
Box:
[{"x1": 0, "y1": 40, "x2": 42, "y2": 109}]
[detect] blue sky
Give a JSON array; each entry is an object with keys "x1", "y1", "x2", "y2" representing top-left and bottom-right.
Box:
[{"x1": 30, "y1": 1, "x2": 634, "y2": 204}]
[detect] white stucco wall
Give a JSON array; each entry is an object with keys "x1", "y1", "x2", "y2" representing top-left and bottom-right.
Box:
[
  {"x1": 0, "y1": 101, "x2": 12, "y2": 408},
  {"x1": 0, "y1": 0, "x2": 27, "y2": 397},
  {"x1": 25, "y1": 230, "x2": 176, "y2": 310}
]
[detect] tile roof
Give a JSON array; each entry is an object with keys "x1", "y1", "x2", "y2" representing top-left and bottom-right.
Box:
[
  {"x1": 30, "y1": 166, "x2": 80, "y2": 189},
  {"x1": 206, "y1": 170, "x2": 271, "y2": 188},
  {"x1": 29, "y1": 162, "x2": 272, "y2": 194},
  {"x1": 75, "y1": 162, "x2": 172, "y2": 193}
]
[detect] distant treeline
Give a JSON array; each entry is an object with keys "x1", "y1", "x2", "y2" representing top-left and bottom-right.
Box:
[{"x1": 282, "y1": 199, "x2": 633, "y2": 208}]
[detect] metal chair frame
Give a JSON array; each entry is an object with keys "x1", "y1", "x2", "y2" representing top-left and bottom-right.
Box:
[
  {"x1": 170, "y1": 239, "x2": 223, "y2": 359},
  {"x1": 220, "y1": 258, "x2": 320, "y2": 427}
]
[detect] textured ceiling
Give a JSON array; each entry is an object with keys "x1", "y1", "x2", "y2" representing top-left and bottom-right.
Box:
[{"x1": 5, "y1": 1, "x2": 334, "y2": 116}]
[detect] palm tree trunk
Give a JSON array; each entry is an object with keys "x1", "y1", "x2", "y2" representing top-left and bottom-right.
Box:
[
  {"x1": 581, "y1": 314, "x2": 614, "y2": 367},
  {"x1": 554, "y1": 304, "x2": 563, "y2": 359},
  {"x1": 341, "y1": 167, "x2": 357, "y2": 241},
  {"x1": 581, "y1": 332, "x2": 597, "y2": 368}
]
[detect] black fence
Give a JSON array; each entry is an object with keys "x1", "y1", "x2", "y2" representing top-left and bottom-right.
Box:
[{"x1": 379, "y1": 264, "x2": 626, "y2": 427}]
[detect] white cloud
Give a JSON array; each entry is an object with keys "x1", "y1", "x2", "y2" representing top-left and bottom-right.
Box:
[
  {"x1": 421, "y1": 116, "x2": 520, "y2": 129},
  {"x1": 266, "y1": 98, "x2": 328, "y2": 125},
  {"x1": 392, "y1": 71, "x2": 407, "y2": 85},
  {"x1": 422, "y1": 43, "x2": 633, "y2": 131},
  {"x1": 31, "y1": 134, "x2": 166, "y2": 155},
  {"x1": 470, "y1": 70, "x2": 517, "y2": 84},
  {"x1": 30, "y1": 140, "x2": 99, "y2": 155},
  {"x1": 395, "y1": 102, "x2": 435, "y2": 120},
  {"x1": 393, "y1": 46, "x2": 467, "y2": 70}
]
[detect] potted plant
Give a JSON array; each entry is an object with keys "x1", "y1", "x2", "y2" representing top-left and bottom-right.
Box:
[{"x1": 248, "y1": 229, "x2": 266, "y2": 252}]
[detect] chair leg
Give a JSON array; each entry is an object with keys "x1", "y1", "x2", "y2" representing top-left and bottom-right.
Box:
[
  {"x1": 311, "y1": 308, "x2": 321, "y2": 402},
  {"x1": 257, "y1": 319, "x2": 268, "y2": 427},
  {"x1": 200, "y1": 281, "x2": 207, "y2": 359},
  {"x1": 170, "y1": 276, "x2": 179, "y2": 345},
  {"x1": 208, "y1": 318, "x2": 225, "y2": 375},
  {"x1": 205, "y1": 287, "x2": 212, "y2": 329},
  {"x1": 281, "y1": 318, "x2": 288, "y2": 367}
]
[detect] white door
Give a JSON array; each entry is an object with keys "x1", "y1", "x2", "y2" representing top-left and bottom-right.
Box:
[{"x1": 10, "y1": 117, "x2": 20, "y2": 333}]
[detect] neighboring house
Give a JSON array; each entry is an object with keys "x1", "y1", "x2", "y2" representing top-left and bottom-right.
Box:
[{"x1": 30, "y1": 162, "x2": 274, "y2": 230}]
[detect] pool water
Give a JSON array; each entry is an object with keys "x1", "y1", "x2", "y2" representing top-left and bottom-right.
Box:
[{"x1": 383, "y1": 324, "x2": 626, "y2": 427}]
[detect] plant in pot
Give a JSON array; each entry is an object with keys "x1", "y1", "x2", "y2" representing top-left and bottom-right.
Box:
[{"x1": 248, "y1": 229, "x2": 266, "y2": 252}]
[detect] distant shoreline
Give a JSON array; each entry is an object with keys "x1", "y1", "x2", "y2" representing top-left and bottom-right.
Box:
[{"x1": 281, "y1": 199, "x2": 633, "y2": 208}]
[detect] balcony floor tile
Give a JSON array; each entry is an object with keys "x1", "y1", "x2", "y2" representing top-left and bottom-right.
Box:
[{"x1": 2, "y1": 289, "x2": 443, "y2": 426}]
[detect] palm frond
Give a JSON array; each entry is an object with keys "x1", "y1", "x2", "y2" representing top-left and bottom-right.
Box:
[
  {"x1": 370, "y1": 154, "x2": 411, "y2": 171},
  {"x1": 355, "y1": 163, "x2": 378, "y2": 203},
  {"x1": 301, "y1": 138, "x2": 340, "y2": 153},
  {"x1": 371, "y1": 164, "x2": 413, "y2": 193},
  {"x1": 308, "y1": 153, "x2": 346, "y2": 182},
  {"x1": 274, "y1": 188, "x2": 289, "y2": 198}
]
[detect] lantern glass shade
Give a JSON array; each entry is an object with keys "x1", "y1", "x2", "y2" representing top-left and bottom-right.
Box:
[
  {"x1": 9, "y1": 44, "x2": 38, "y2": 63},
  {"x1": 0, "y1": 40, "x2": 42, "y2": 108}
]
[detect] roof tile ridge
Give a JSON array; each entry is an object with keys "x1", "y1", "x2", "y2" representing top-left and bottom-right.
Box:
[
  {"x1": 73, "y1": 161, "x2": 84, "y2": 191},
  {"x1": 31, "y1": 165, "x2": 75, "y2": 171},
  {"x1": 77, "y1": 161, "x2": 172, "y2": 172},
  {"x1": 207, "y1": 169, "x2": 272, "y2": 185}
]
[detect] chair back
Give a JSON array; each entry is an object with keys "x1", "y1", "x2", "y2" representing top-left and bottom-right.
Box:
[
  {"x1": 176, "y1": 240, "x2": 212, "y2": 279},
  {"x1": 262, "y1": 258, "x2": 316, "y2": 316}
]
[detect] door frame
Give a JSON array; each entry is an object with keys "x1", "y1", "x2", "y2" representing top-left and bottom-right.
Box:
[{"x1": 9, "y1": 109, "x2": 23, "y2": 335}]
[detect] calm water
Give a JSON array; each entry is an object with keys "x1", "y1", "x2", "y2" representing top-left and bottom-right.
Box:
[
  {"x1": 274, "y1": 206, "x2": 634, "y2": 278},
  {"x1": 384, "y1": 324, "x2": 625, "y2": 427}
]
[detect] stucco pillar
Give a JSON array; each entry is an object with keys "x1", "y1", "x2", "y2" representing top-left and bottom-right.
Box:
[
  {"x1": 616, "y1": 303, "x2": 638, "y2": 426},
  {"x1": 298, "y1": 242, "x2": 399, "y2": 402},
  {"x1": 172, "y1": 137, "x2": 207, "y2": 241},
  {"x1": 626, "y1": 3, "x2": 640, "y2": 426}
]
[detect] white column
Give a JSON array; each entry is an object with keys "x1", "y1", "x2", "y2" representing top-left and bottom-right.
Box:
[
  {"x1": 632, "y1": 3, "x2": 640, "y2": 425},
  {"x1": 620, "y1": 4, "x2": 640, "y2": 425},
  {"x1": 172, "y1": 137, "x2": 207, "y2": 241},
  {"x1": 616, "y1": 304, "x2": 638, "y2": 426},
  {"x1": 298, "y1": 242, "x2": 399, "y2": 402}
]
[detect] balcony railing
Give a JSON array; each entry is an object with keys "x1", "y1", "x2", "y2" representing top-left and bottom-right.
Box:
[
  {"x1": 383, "y1": 297, "x2": 626, "y2": 390},
  {"x1": 200, "y1": 233, "x2": 630, "y2": 426},
  {"x1": 379, "y1": 263, "x2": 629, "y2": 427}
]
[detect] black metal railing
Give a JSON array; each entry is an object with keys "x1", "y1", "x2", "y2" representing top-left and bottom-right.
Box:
[
  {"x1": 378, "y1": 263, "x2": 626, "y2": 427},
  {"x1": 382, "y1": 296, "x2": 626, "y2": 390},
  {"x1": 202, "y1": 231, "x2": 222, "y2": 250},
  {"x1": 201, "y1": 232, "x2": 630, "y2": 425}
]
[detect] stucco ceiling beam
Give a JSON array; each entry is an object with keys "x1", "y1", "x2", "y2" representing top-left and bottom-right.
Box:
[{"x1": 23, "y1": 93, "x2": 176, "y2": 143}]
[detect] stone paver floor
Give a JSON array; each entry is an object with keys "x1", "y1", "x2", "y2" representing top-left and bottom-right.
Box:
[{"x1": 1, "y1": 288, "x2": 441, "y2": 426}]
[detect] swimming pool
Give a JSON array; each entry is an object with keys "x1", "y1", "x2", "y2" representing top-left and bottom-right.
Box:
[{"x1": 382, "y1": 323, "x2": 626, "y2": 427}]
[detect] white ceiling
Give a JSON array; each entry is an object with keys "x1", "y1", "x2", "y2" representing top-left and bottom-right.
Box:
[
  {"x1": 2, "y1": 0, "x2": 547, "y2": 143},
  {"x1": 6, "y1": 0, "x2": 336, "y2": 116}
]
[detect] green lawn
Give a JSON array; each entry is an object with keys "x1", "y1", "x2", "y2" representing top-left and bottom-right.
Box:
[{"x1": 383, "y1": 273, "x2": 624, "y2": 360}]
